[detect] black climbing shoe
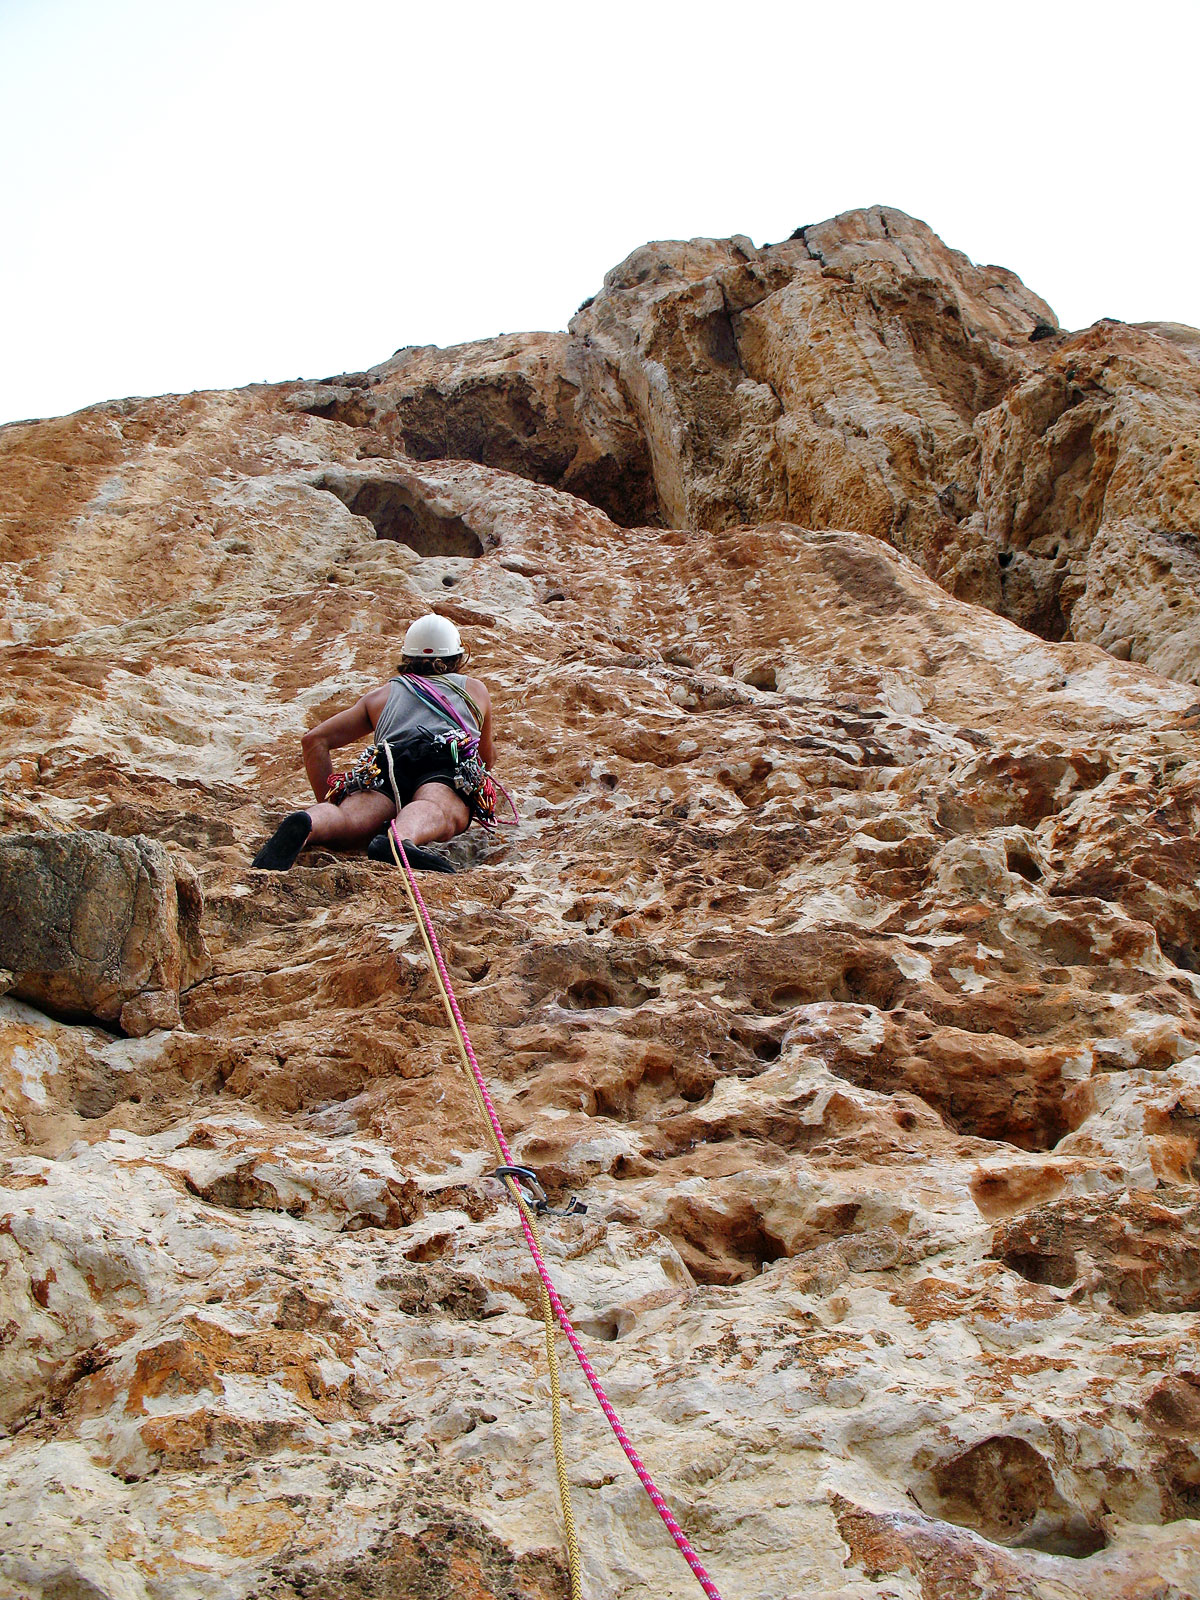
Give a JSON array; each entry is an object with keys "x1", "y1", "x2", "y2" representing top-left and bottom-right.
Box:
[
  {"x1": 252, "y1": 811, "x2": 313, "y2": 870},
  {"x1": 367, "y1": 832, "x2": 456, "y2": 873}
]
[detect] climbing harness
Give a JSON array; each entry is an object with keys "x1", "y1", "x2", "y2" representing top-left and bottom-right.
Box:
[
  {"x1": 378, "y1": 735, "x2": 724, "y2": 1600},
  {"x1": 394, "y1": 673, "x2": 519, "y2": 830},
  {"x1": 325, "y1": 676, "x2": 518, "y2": 829}
]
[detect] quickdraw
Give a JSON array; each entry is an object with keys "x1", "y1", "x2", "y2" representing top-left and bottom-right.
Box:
[
  {"x1": 494, "y1": 1164, "x2": 588, "y2": 1217},
  {"x1": 325, "y1": 745, "x2": 383, "y2": 804},
  {"x1": 383, "y1": 807, "x2": 726, "y2": 1600},
  {"x1": 434, "y1": 730, "x2": 509, "y2": 829}
]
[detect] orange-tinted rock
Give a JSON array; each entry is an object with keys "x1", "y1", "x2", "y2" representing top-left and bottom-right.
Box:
[
  {"x1": 2, "y1": 252, "x2": 1200, "y2": 1597},
  {"x1": 293, "y1": 208, "x2": 1200, "y2": 683}
]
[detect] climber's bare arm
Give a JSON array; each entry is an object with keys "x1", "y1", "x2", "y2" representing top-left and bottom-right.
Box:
[
  {"x1": 300, "y1": 688, "x2": 388, "y2": 803},
  {"x1": 466, "y1": 677, "x2": 495, "y2": 766}
]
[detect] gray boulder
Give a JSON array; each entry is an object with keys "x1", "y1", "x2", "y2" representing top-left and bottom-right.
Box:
[{"x1": 0, "y1": 830, "x2": 208, "y2": 1036}]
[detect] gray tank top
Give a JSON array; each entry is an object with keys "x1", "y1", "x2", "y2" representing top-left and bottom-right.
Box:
[{"x1": 373, "y1": 673, "x2": 482, "y2": 743}]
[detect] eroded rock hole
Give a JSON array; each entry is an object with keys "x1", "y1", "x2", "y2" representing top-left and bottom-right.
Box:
[
  {"x1": 923, "y1": 1436, "x2": 1106, "y2": 1557},
  {"x1": 826, "y1": 1037, "x2": 1078, "y2": 1151},
  {"x1": 1000, "y1": 1249, "x2": 1076, "y2": 1289},
  {"x1": 343, "y1": 375, "x2": 661, "y2": 529},
  {"x1": 665, "y1": 1196, "x2": 790, "y2": 1285},
  {"x1": 317, "y1": 473, "x2": 485, "y2": 558},
  {"x1": 742, "y1": 663, "x2": 777, "y2": 691},
  {"x1": 730, "y1": 1023, "x2": 783, "y2": 1063},
  {"x1": 992, "y1": 1191, "x2": 1200, "y2": 1312},
  {"x1": 1005, "y1": 840, "x2": 1043, "y2": 882},
  {"x1": 574, "y1": 1315, "x2": 620, "y2": 1341},
  {"x1": 563, "y1": 973, "x2": 657, "y2": 1010},
  {"x1": 565, "y1": 979, "x2": 616, "y2": 1010}
]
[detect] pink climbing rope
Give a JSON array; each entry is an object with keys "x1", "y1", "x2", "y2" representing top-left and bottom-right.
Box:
[{"x1": 390, "y1": 821, "x2": 725, "y2": 1600}]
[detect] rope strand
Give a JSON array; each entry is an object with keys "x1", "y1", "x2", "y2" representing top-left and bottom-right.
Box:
[
  {"x1": 387, "y1": 818, "x2": 724, "y2": 1600},
  {"x1": 385, "y1": 810, "x2": 582, "y2": 1599}
]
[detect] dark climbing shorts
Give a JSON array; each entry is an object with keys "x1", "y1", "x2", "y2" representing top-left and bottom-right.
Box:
[
  {"x1": 327, "y1": 731, "x2": 461, "y2": 811},
  {"x1": 370, "y1": 732, "x2": 461, "y2": 809}
]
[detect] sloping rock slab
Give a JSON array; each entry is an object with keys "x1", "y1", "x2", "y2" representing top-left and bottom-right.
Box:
[{"x1": 0, "y1": 830, "x2": 207, "y2": 1035}]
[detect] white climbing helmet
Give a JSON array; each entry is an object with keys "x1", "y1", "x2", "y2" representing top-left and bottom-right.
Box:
[{"x1": 402, "y1": 613, "x2": 463, "y2": 659}]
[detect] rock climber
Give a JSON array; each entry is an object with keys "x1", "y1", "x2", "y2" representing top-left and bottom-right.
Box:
[{"x1": 252, "y1": 614, "x2": 497, "y2": 874}]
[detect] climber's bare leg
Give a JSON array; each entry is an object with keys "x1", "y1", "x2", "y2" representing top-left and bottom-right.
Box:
[
  {"x1": 253, "y1": 783, "x2": 468, "y2": 872},
  {"x1": 305, "y1": 790, "x2": 396, "y2": 850},
  {"x1": 395, "y1": 782, "x2": 470, "y2": 846}
]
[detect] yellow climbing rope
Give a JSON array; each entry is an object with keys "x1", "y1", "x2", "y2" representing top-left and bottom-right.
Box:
[{"x1": 389, "y1": 830, "x2": 585, "y2": 1600}]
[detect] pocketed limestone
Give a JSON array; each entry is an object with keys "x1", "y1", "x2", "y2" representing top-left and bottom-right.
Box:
[{"x1": 0, "y1": 830, "x2": 207, "y2": 1035}]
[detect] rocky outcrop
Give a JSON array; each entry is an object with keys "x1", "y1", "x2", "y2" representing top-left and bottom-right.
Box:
[
  {"x1": 298, "y1": 332, "x2": 662, "y2": 530},
  {"x1": 292, "y1": 207, "x2": 1200, "y2": 684},
  {"x1": 0, "y1": 830, "x2": 207, "y2": 1035},
  {"x1": 2, "y1": 374, "x2": 1200, "y2": 1596},
  {"x1": 2, "y1": 219, "x2": 1200, "y2": 1598}
]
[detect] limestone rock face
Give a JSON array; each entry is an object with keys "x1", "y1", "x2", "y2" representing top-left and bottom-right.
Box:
[
  {"x1": 302, "y1": 207, "x2": 1200, "y2": 683},
  {"x1": 0, "y1": 830, "x2": 208, "y2": 1035},
  {"x1": 303, "y1": 332, "x2": 663, "y2": 531},
  {"x1": 566, "y1": 210, "x2": 1051, "y2": 542},
  {"x1": 942, "y1": 318, "x2": 1200, "y2": 681},
  {"x1": 1, "y1": 252, "x2": 1200, "y2": 1598}
]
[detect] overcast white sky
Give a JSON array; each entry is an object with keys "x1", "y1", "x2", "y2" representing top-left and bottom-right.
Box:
[{"x1": 2, "y1": 0, "x2": 1197, "y2": 427}]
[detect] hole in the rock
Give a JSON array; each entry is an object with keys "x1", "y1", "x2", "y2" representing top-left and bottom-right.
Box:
[
  {"x1": 366, "y1": 375, "x2": 662, "y2": 528},
  {"x1": 575, "y1": 1315, "x2": 620, "y2": 1341},
  {"x1": 565, "y1": 979, "x2": 616, "y2": 1010},
  {"x1": 744, "y1": 663, "x2": 777, "y2": 691},
  {"x1": 997, "y1": 549, "x2": 1014, "y2": 568},
  {"x1": 665, "y1": 1197, "x2": 789, "y2": 1284},
  {"x1": 1164, "y1": 940, "x2": 1199, "y2": 973},
  {"x1": 1164, "y1": 1465, "x2": 1200, "y2": 1522},
  {"x1": 826, "y1": 1041, "x2": 1077, "y2": 1151},
  {"x1": 730, "y1": 1024, "x2": 784, "y2": 1062},
  {"x1": 317, "y1": 473, "x2": 485, "y2": 558},
  {"x1": 441, "y1": 574, "x2": 457, "y2": 586},
  {"x1": 1015, "y1": 1518, "x2": 1107, "y2": 1558},
  {"x1": 926, "y1": 1436, "x2": 1107, "y2": 1556},
  {"x1": 1001, "y1": 1249, "x2": 1077, "y2": 1289},
  {"x1": 991, "y1": 1192, "x2": 1200, "y2": 1312},
  {"x1": 768, "y1": 984, "x2": 812, "y2": 1011},
  {"x1": 840, "y1": 962, "x2": 902, "y2": 1008},
  {"x1": 563, "y1": 971, "x2": 657, "y2": 1011},
  {"x1": 1004, "y1": 841, "x2": 1043, "y2": 882},
  {"x1": 599, "y1": 773, "x2": 619, "y2": 790}
]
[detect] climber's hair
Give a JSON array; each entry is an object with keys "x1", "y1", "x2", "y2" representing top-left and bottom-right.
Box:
[{"x1": 398, "y1": 653, "x2": 464, "y2": 677}]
